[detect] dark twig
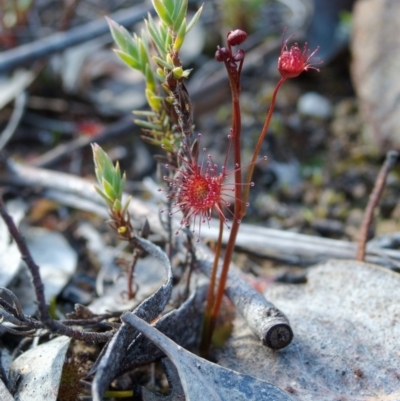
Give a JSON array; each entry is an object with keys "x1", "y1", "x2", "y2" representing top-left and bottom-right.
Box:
[
  {"x1": 0, "y1": 197, "x2": 112, "y2": 343},
  {"x1": 31, "y1": 117, "x2": 136, "y2": 168},
  {"x1": 0, "y1": 4, "x2": 151, "y2": 73},
  {"x1": 357, "y1": 150, "x2": 399, "y2": 261},
  {"x1": 0, "y1": 92, "x2": 27, "y2": 151},
  {"x1": 127, "y1": 248, "x2": 141, "y2": 300}
]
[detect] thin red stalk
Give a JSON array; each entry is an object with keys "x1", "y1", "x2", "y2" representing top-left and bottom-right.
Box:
[
  {"x1": 357, "y1": 150, "x2": 399, "y2": 261},
  {"x1": 200, "y1": 217, "x2": 224, "y2": 356},
  {"x1": 207, "y1": 217, "x2": 240, "y2": 346},
  {"x1": 242, "y1": 77, "x2": 286, "y2": 209},
  {"x1": 200, "y1": 60, "x2": 243, "y2": 354}
]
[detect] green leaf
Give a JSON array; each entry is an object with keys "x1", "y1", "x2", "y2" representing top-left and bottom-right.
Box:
[
  {"x1": 124, "y1": 32, "x2": 139, "y2": 59},
  {"x1": 173, "y1": 17, "x2": 186, "y2": 51},
  {"x1": 186, "y1": 4, "x2": 203, "y2": 33},
  {"x1": 122, "y1": 196, "x2": 132, "y2": 216},
  {"x1": 173, "y1": 0, "x2": 187, "y2": 32},
  {"x1": 114, "y1": 50, "x2": 142, "y2": 71},
  {"x1": 112, "y1": 198, "x2": 121, "y2": 213},
  {"x1": 134, "y1": 119, "x2": 163, "y2": 131},
  {"x1": 106, "y1": 17, "x2": 127, "y2": 51},
  {"x1": 146, "y1": 16, "x2": 166, "y2": 58},
  {"x1": 145, "y1": 64, "x2": 157, "y2": 93},
  {"x1": 152, "y1": 55, "x2": 174, "y2": 70},
  {"x1": 120, "y1": 172, "x2": 126, "y2": 197},
  {"x1": 92, "y1": 143, "x2": 114, "y2": 182},
  {"x1": 165, "y1": 29, "x2": 173, "y2": 49},
  {"x1": 152, "y1": 0, "x2": 173, "y2": 26},
  {"x1": 102, "y1": 177, "x2": 117, "y2": 201},
  {"x1": 162, "y1": 0, "x2": 177, "y2": 19},
  {"x1": 133, "y1": 110, "x2": 157, "y2": 117},
  {"x1": 181, "y1": 68, "x2": 192, "y2": 78},
  {"x1": 141, "y1": 135, "x2": 162, "y2": 146},
  {"x1": 94, "y1": 186, "x2": 113, "y2": 207},
  {"x1": 138, "y1": 38, "x2": 150, "y2": 74},
  {"x1": 112, "y1": 162, "x2": 121, "y2": 193},
  {"x1": 145, "y1": 89, "x2": 163, "y2": 111}
]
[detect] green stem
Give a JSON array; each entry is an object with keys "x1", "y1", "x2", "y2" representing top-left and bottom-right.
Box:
[
  {"x1": 242, "y1": 77, "x2": 286, "y2": 208},
  {"x1": 200, "y1": 217, "x2": 224, "y2": 357}
]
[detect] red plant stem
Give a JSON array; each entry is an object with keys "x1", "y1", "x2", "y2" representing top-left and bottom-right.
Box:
[
  {"x1": 201, "y1": 62, "x2": 243, "y2": 353},
  {"x1": 357, "y1": 150, "x2": 399, "y2": 261},
  {"x1": 203, "y1": 76, "x2": 288, "y2": 351},
  {"x1": 207, "y1": 217, "x2": 240, "y2": 345},
  {"x1": 243, "y1": 77, "x2": 286, "y2": 208},
  {"x1": 200, "y1": 217, "x2": 224, "y2": 356}
]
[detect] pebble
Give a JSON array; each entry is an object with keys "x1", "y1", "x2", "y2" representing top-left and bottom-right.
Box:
[{"x1": 297, "y1": 92, "x2": 333, "y2": 119}]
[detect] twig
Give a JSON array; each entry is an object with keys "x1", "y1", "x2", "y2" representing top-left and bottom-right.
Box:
[
  {"x1": 1, "y1": 162, "x2": 293, "y2": 348},
  {"x1": 196, "y1": 243, "x2": 293, "y2": 349},
  {"x1": 3, "y1": 161, "x2": 400, "y2": 268},
  {"x1": 0, "y1": 92, "x2": 27, "y2": 151},
  {"x1": 127, "y1": 247, "x2": 140, "y2": 300},
  {"x1": 357, "y1": 150, "x2": 399, "y2": 261},
  {"x1": 0, "y1": 4, "x2": 151, "y2": 73},
  {"x1": 30, "y1": 116, "x2": 137, "y2": 168},
  {"x1": 0, "y1": 196, "x2": 112, "y2": 343}
]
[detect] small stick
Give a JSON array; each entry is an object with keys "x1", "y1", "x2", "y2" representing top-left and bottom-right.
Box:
[
  {"x1": 196, "y1": 243, "x2": 293, "y2": 350},
  {"x1": 0, "y1": 196, "x2": 112, "y2": 343},
  {"x1": 357, "y1": 150, "x2": 399, "y2": 261},
  {"x1": 0, "y1": 4, "x2": 151, "y2": 73},
  {"x1": 0, "y1": 92, "x2": 27, "y2": 151}
]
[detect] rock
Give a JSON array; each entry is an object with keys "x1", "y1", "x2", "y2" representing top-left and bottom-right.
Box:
[
  {"x1": 217, "y1": 260, "x2": 400, "y2": 400},
  {"x1": 297, "y1": 92, "x2": 333, "y2": 119},
  {"x1": 351, "y1": 0, "x2": 400, "y2": 154}
]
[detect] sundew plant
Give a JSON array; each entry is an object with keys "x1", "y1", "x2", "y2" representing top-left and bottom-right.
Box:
[{"x1": 92, "y1": 0, "x2": 321, "y2": 355}]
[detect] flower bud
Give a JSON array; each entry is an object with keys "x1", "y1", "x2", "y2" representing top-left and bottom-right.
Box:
[
  {"x1": 215, "y1": 46, "x2": 230, "y2": 62},
  {"x1": 227, "y1": 29, "x2": 247, "y2": 46}
]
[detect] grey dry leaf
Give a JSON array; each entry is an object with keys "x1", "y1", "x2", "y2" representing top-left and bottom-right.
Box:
[
  {"x1": 0, "y1": 380, "x2": 13, "y2": 401},
  {"x1": 7, "y1": 226, "x2": 77, "y2": 316},
  {"x1": 91, "y1": 237, "x2": 173, "y2": 401},
  {"x1": 216, "y1": 260, "x2": 400, "y2": 400},
  {"x1": 122, "y1": 312, "x2": 296, "y2": 401},
  {"x1": 9, "y1": 336, "x2": 71, "y2": 401}
]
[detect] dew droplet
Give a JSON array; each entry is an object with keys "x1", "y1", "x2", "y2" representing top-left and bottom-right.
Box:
[
  {"x1": 246, "y1": 202, "x2": 250, "y2": 206},
  {"x1": 250, "y1": 182, "x2": 255, "y2": 187},
  {"x1": 235, "y1": 163, "x2": 239, "y2": 168},
  {"x1": 237, "y1": 219, "x2": 241, "y2": 224},
  {"x1": 262, "y1": 155, "x2": 268, "y2": 160}
]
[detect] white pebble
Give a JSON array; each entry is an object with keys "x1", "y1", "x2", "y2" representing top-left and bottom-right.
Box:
[{"x1": 297, "y1": 92, "x2": 333, "y2": 119}]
